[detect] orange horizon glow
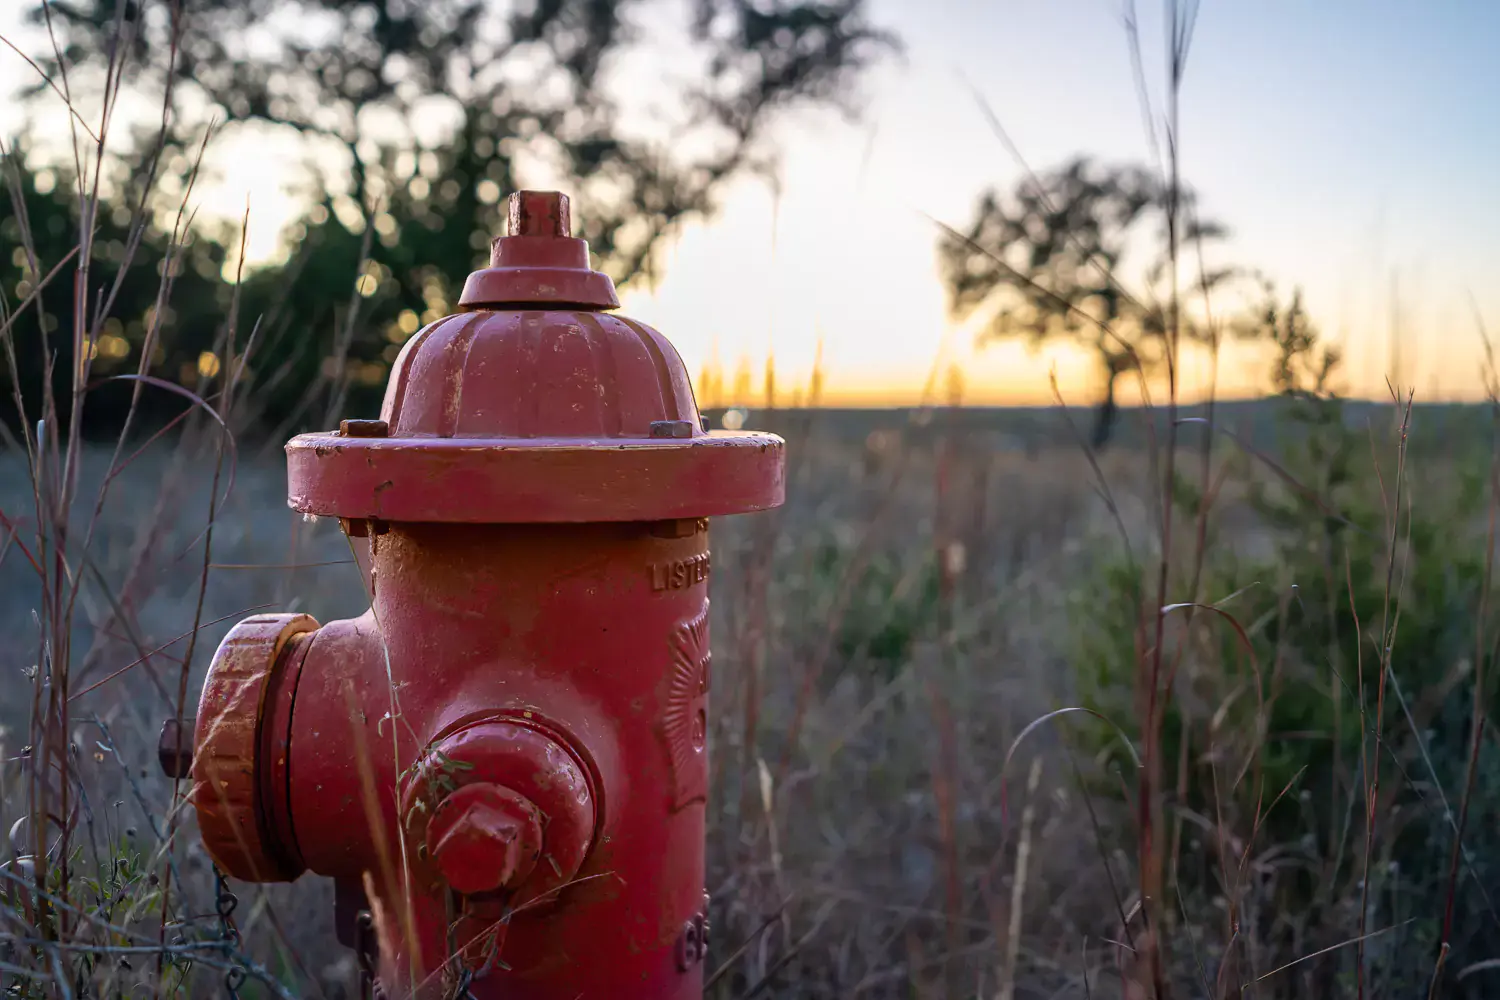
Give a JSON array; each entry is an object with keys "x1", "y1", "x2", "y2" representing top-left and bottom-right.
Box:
[
  {"x1": 684, "y1": 332, "x2": 1494, "y2": 411},
  {"x1": 696, "y1": 377, "x2": 1493, "y2": 412},
  {"x1": 2, "y1": 4, "x2": 1497, "y2": 412}
]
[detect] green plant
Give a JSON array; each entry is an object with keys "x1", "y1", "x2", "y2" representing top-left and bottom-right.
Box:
[
  {"x1": 804, "y1": 537, "x2": 944, "y2": 683},
  {"x1": 1066, "y1": 283, "x2": 1500, "y2": 995}
]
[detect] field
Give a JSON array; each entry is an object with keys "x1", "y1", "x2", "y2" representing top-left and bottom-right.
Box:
[
  {"x1": 3, "y1": 0, "x2": 1495, "y2": 993},
  {"x1": 4, "y1": 398, "x2": 1498, "y2": 998}
]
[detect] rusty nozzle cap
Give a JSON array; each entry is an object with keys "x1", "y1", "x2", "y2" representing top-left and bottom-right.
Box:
[
  {"x1": 458, "y1": 190, "x2": 620, "y2": 310},
  {"x1": 193, "y1": 613, "x2": 319, "y2": 883}
]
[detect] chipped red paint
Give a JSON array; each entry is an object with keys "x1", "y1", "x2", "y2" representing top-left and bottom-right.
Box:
[{"x1": 187, "y1": 191, "x2": 784, "y2": 999}]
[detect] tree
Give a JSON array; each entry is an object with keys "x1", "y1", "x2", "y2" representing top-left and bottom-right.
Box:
[
  {"x1": 0, "y1": 141, "x2": 232, "y2": 438},
  {"x1": 938, "y1": 156, "x2": 1230, "y2": 448},
  {"x1": 19, "y1": 0, "x2": 896, "y2": 429},
  {"x1": 1237, "y1": 280, "x2": 1339, "y2": 399}
]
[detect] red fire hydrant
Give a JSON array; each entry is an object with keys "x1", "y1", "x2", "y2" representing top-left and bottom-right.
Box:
[{"x1": 176, "y1": 191, "x2": 784, "y2": 998}]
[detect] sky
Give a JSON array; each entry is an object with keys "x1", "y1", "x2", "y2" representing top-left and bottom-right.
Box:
[{"x1": 2, "y1": 1, "x2": 1498, "y2": 408}]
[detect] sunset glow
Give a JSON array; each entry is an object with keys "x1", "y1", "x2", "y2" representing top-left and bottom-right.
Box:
[{"x1": 2, "y1": 1, "x2": 1496, "y2": 408}]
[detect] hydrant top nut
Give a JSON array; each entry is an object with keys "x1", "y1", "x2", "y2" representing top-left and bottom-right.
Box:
[{"x1": 463, "y1": 190, "x2": 619, "y2": 310}]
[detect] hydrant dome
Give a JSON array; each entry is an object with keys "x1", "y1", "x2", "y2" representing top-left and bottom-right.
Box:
[
  {"x1": 285, "y1": 190, "x2": 785, "y2": 524},
  {"x1": 377, "y1": 309, "x2": 699, "y2": 441}
]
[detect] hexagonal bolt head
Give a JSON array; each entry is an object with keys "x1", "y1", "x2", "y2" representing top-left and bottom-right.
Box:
[
  {"x1": 426, "y1": 784, "x2": 544, "y2": 896},
  {"x1": 339, "y1": 419, "x2": 389, "y2": 438},
  {"x1": 650, "y1": 420, "x2": 696, "y2": 439},
  {"x1": 157, "y1": 718, "x2": 194, "y2": 780}
]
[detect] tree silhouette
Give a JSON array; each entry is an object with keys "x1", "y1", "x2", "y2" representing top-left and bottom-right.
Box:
[
  {"x1": 938, "y1": 156, "x2": 1231, "y2": 447},
  {"x1": 16, "y1": 0, "x2": 896, "y2": 430},
  {"x1": 0, "y1": 141, "x2": 232, "y2": 438},
  {"x1": 1237, "y1": 280, "x2": 1339, "y2": 399},
  {"x1": 29, "y1": 0, "x2": 895, "y2": 282}
]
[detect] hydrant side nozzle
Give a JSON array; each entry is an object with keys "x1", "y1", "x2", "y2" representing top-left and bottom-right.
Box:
[
  {"x1": 194, "y1": 612, "x2": 320, "y2": 882},
  {"x1": 401, "y1": 718, "x2": 596, "y2": 905}
]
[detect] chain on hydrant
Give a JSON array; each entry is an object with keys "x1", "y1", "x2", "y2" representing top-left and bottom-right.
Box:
[
  {"x1": 212, "y1": 865, "x2": 246, "y2": 998},
  {"x1": 167, "y1": 190, "x2": 785, "y2": 999}
]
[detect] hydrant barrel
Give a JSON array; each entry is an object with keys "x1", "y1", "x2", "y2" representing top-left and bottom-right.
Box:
[{"x1": 189, "y1": 190, "x2": 784, "y2": 999}]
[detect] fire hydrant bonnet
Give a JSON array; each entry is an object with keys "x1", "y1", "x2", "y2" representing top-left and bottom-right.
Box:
[{"x1": 285, "y1": 190, "x2": 784, "y2": 524}]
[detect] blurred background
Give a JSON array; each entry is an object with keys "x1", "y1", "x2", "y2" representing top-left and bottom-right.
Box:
[{"x1": 2, "y1": 1, "x2": 1499, "y2": 997}]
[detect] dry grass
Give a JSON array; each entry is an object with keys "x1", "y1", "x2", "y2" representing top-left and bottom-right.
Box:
[
  {"x1": 5, "y1": 407, "x2": 1494, "y2": 999},
  {"x1": 0, "y1": 423, "x2": 1149, "y2": 998}
]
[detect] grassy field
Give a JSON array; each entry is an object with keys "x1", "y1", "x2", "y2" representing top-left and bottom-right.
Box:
[
  {"x1": 4, "y1": 397, "x2": 1498, "y2": 998},
  {"x1": 5, "y1": 0, "x2": 1497, "y2": 992}
]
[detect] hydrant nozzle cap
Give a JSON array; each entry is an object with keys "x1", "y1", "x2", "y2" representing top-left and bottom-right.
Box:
[{"x1": 458, "y1": 190, "x2": 620, "y2": 310}]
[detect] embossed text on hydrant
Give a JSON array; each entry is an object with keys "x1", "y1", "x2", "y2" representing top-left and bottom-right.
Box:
[{"x1": 649, "y1": 553, "x2": 711, "y2": 592}]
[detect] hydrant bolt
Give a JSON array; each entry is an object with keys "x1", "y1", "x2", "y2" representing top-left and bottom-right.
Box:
[
  {"x1": 339, "y1": 418, "x2": 388, "y2": 438},
  {"x1": 650, "y1": 419, "x2": 697, "y2": 439},
  {"x1": 425, "y1": 784, "x2": 544, "y2": 897}
]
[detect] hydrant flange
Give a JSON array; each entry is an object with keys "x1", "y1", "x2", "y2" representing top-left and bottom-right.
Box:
[{"x1": 286, "y1": 431, "x2": 784, "y2": 523}]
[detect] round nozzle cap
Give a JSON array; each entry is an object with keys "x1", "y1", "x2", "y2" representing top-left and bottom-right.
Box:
[{"x1": 193, "y1": 613, "x2": 319, "y2": 883}]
